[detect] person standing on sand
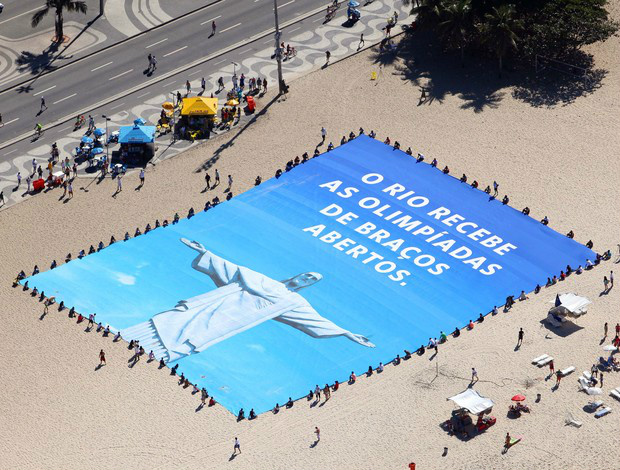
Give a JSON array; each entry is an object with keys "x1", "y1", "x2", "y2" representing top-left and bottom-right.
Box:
[
  {"x1": 604, "y1": 322, "x2": 609, "y2": 338},
  {"x1": 555, "y1": 371, "x2": 562, "y2": 387},
  {"x1": 215, "y1": 169, "x2": 220, "y2": 186},
  {"x1": 517, "y1": 328, "x2": 524, "y2": 347},
  {"x1": 321, "y1": 126, "x2": 327, "y2": 143},
  {"x1": 233, "y1": 437, "x2": 241, "y2": 454},
  {"x1": 548, "y1": 359, "x2": 554, "y2": 377},
  {"x1": 471, "y1": 368, "x2": 478, "y2": 384},
  {"x1": 99, "y1": 349, "x2": 106, "y2": 366},
  {"x1": 610, "y1": 271, "x2": 614, "y2": 288},
  {"x1": 493, "y1": 181, "x2": 499, "y2": 197},
  {"x1": 314, "y1": 426, "x2": 320, "y2": 442}
]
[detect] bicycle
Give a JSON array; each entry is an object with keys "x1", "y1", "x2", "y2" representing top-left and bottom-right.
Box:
[{"x1": 34, "y1": 123, "x2": 43, "y2": 137}]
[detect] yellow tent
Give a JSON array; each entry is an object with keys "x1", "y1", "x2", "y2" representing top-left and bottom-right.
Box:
[{"x1": 181, "y1": 97, "x2": 218, "y2": 116}]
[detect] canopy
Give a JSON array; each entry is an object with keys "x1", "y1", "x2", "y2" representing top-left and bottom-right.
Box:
[
  {"x1": 550, "y1": 293, "x2": 591, "y2": 319},
  {"x1": 133, "y1": 118, "x2": 146, "y2": 126},
  {"x1": 162, "y1": 102, "x2": 174, "y2": 110},
  {"x1": 181, "y1": 96, "x2": 218, "y2": 116},
  {"x1": 226, "y1": 99, "x2": 239, "y2": 106},
  {"x1": 448, "y1": 389, "x2": 494, "y2": 415},
  {"x1": 93, "y1": 128, "x2": 106, "y2": 137},
  {"x1": 348, "y1": 0, "x2": 360, "y2": 6},
  {"x1": 118, "y1": 125, "x2": 156, "y2": 144},
  {"x1": 81, "y1": 136, "x2": 93, "y2": 144},
  {"x1": 90, "y1": 147, "x2": 104, "y2": 155},
  {"x1": 511, "y1": 394, "x2": 526, "y2": 402}
]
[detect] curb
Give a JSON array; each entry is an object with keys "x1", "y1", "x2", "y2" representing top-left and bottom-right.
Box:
[{"x1": 0, "y1": 0, "x2": 226, "y2": 95}]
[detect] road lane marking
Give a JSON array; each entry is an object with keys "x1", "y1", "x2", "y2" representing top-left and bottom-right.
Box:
[
  {"x1": 145, "y1": 38, "x2": 168, "y2": 49},
  {"x1": 137, "y1": 91, "x2": 151, "y2": 98},
  {"x1": 33, "y1": 85, "x2": 56, "y2": 96},
  {"x1": 0, "y1": 6, "x2": 42, "y2": 25},
  {"x1": 91, "y1": 61, "x2": 113, "y2": 72},
  {"x1": 201, "y1": 15, "x2": 221, "y2": 25},
  {"x1": 162, "y1": 80, "x2": 177, "y2": 88},
  {"x1": 58, "y1": 125, "x2": 73, "y2": 132},
  {"x1": 4, "y1": 149, "x2": 17, "y2": 155},
  {"x1": 239, "y1": 48, "x2": 253, "y2": 55},
  {"x1": 110, "y1": 102, "x2": 126, "y2": 110},
  {"x1": 53, "y1": 93, "x2": 77, "y2": 104},
  {"x1": 188, "y1": 69, "x2": 203, "y2": 77},
  {"x1": 278, "y1": 0, "x2": 295, "y2": 8},
  {"x1": 213, "y1": 58, "x2": 227, "y2": 65},
  {"x1": 220, "y1": 22, "x2": 241, "y2": 33},
  {"x1": 263, "y1": 38, "x2": 274, "y2": 44},
  {"x1": 163, "y1": 46, "x2": 188, "y2": 57},
  {"x1": 288, "y1": 26, "x2": 301, "y2": 33},
  {"x1": 313, "y1": 16, "x2": 324, "y2": 22},
  {"x1": 3, "y1": 118, "x2": 19, "y2": 125},
  {"x1": 108, "y1": 69, "x2": 134, "y2": 80}
]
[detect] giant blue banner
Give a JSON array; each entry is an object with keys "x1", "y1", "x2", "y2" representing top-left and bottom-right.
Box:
[{"x1": 28, "y1": 136, "x2": 593, "y2": 413}]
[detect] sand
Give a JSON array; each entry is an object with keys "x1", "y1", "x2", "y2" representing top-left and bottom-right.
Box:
[{"x1": 0, "y1": 1, "x2": 619, "y2": 468}]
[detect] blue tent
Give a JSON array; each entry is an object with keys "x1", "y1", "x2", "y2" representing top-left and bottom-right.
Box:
[{"x1": 118, "y1": 125, "x2": 156, "y2": 144}]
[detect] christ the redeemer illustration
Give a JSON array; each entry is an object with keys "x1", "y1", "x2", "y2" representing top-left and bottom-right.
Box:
[{"x1": 121, "y1": 238, "x2": 375, "y2": 362}]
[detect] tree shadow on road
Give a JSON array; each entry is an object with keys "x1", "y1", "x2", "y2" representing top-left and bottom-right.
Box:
[
  {"x1": 14, "y1": 14, "x2": 102, "y2": 92},
  {"x1": 369, "y1": 30, "x2": 607, "y2": 111}
]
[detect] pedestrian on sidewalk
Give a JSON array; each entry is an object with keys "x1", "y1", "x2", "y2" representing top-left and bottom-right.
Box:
[
  {"x1": 26, "y1": 175, "x2": 31, "y2": 193},
  {"x1": 32, "y1": 158, "x2": 37, "y2": 174},
  {"x1": 99, "y1": 349, "x2": 106, "y2": 366},
  {"x1": 232, "y1": 73, "x2": 238, "y2": 89},
  {"x1": 262, "y1": 77, "x2": 267, "y2": 93},
  {"x1": 40, "y1": 97, "x2": 47, "y2": 111},
  {"x1": 186, "y1": 80, "x2": 191, "y2": 95},
  {"x1": 325, "y1": 50, "x2": 331, "y2": 65},
  {"x1": 358, "y1": 33, "x2": 365, "y2": 50},
  {"x1": 201, "y1": 77, "x2": 206, "y2": 91},
  {"x1": 16, "y1": 171, "x2": 21, "y2": 188},
  {"x1": 88, "y1": 115, "x2": 95, "y2": 132},
  {"x1": 0, "y1": 190, "x2": 4, "y2": 206},
  {"x1": 217, "y1": 77, "x2": 224, "y2": 92}
]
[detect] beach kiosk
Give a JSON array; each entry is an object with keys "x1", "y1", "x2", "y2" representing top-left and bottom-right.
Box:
[
  {"x1": 179, "y1": 96, "x2": 218, "y2": 140},
  {"x1": 118, "y1": 123, "x2": 156, "y2": 164}
]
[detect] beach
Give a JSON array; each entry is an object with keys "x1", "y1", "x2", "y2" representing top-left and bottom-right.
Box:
[{"x1": 0, "y1": 1, "x2": 619, "y2": 468}]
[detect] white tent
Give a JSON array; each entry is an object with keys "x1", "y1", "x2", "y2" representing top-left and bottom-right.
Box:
[
  {"x1": 547, "y1": 293, "x2": 591, "y2": 326},
  {"x1": 448, "y1": 389, "x2": 494, "y2": 415}
]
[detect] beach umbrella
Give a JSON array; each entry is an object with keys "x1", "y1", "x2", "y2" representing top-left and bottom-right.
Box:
[
  {"x1": 93, "y1": 128, "x2": 106, "y2": 137},
  {"x1": 162, "y1": 102, "x2": 174, "y2": 110},
  {"x1": 226, "y1": 99, "x2": 239, "y2": 106},
  {"x1": 133, "y1": 118, "x2": 146, "y2": 126},
  {"x1": 511, "y1": 394, "x2": 526, "y2": 402},
  {"x1": 348, "y1": 0, "x2": 360, "y2": 6},
  {"x1": 603, "y1": 345, "x2": 618, "y2": 352},
  {"x1": 90, "y1": 147, "x2": 104, "y2": 155},
  {"x1": 81, "y1": 136, "x2": 93, "y2": 144}
]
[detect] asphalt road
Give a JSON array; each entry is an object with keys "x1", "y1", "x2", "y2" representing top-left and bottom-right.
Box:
[{"x1": 0, "y1": 0, "x2": 328, "y2": 146}]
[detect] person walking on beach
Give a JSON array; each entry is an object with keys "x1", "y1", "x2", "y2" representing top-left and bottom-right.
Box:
[
  {"x1": 215, "y1": 169, "x2": 220, "y2": 186},
  {"x1": 517, "y1": 328, "x2": 524, "y2": 347},
  {"x1": 314, "y1": 426, "x2": 321, "y2": 443},
  {"x1": 68, "y1": 182, "x2": 73, "y2": 199},
  {"x1": 116, "y1": 174, "x2": 122, "y2": 193},
  {"x1": 139, "y1": 169, "x2": 145, "y2": 187},
  {"x1": 555, "y1": 371, "x2": 562, "y2": 387},
  {"x1": 99, "y1": 349, "x2": 106, "y2": 366},
  {"x1": 471, "y1": 367, "x2": 479, "y2": 384},
  {"x1": 610, "y1": 270, "x2": 614, "y2": 289},
  {"x1": 88, "y1": 313, "x2": 95, "y2": 329},
  {"x1": 233, "y1": 437, "x2": 241, "y2": 455},
  {"x1": 604, "y1": 322, "x2": 609, "y2": 338},
  {"x1": 227, "y1": 174, "x2": 233, "y2": 192},
  {"x1": 321, "y1": 126, "x2": 327, "y2": 144},
  {"x1": 548, "y1": 359, "x2": 554, "y2": 378},
  {"x1": 204, "y1": 172, "x2": 211, "y2": 190}
]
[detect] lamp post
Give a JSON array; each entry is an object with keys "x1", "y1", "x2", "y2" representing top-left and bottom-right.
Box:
[
  {"x1": 273, "y1": 0, "x2": 285, "y2": 95},
  {"x1": 170, "y1": 92, "x2": 176, "y2": 143},
  {"x1": 101, "y1": 114, "x2": 111, "y2": 162}
]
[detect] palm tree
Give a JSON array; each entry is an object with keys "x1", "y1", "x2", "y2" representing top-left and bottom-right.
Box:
[
  {"x1": 404, "y1": 0, "x2": 444, "y2": 29},
  {"x1": 437, "y1": 0, "x2": 472, "y2": 66},
  {"x1": 479, "y1": 4, "x2": 522, "y2": 76},
  {"x1": 31, "y1": 0, "x2": 88, "y2": 42}
]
